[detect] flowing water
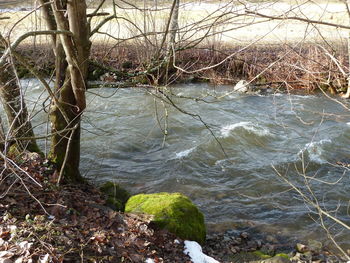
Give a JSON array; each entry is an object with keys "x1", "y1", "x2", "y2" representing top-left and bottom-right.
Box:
[
  {"x1": 1, "y1": 0, "x2": 349, "y2": 254},
  {"x1": 6, "y1": 81, "x2": 350, "y2": 249}
]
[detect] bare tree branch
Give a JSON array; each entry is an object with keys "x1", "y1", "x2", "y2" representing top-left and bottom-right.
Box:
[
  {"x1": 245, "y1": 10, "x2": 350, "y2": 30},
  {"x1": 0, "y1": 30, "x2": 72, "y2": 66}
]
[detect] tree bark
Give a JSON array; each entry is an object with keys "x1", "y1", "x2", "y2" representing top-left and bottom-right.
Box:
[
  {"x1": 155, "y1": 0, "x2": 180, "y2": 84},
  {"x1": 44, "y1": 0, "x2": 91, "y2": 182},
  {"x1": 39, "y1": 0, "x2": 57, "y2": 49},
  {"x1": 0, "y1": 115, "x2": 5, "y2": 152},
  {"x1": 0, "y1": 35, "x2": 39, "y2": 154},
  {"x1": 166, "y1": 0, "x2": 180, "y2": 56},
  {"x1": 341, "y1": 0, "x2": 350, "y2": 98}
]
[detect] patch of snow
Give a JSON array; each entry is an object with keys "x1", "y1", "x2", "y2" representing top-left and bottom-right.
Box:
[
  {"x1": 18, "y1": 241, "x2": 32, "y2": 250},
  {"x1": 39, "y1": 254, "x2": 51, "y2": 263},
  {"x1": 0, "y1": 250, "x2": 14, "y2": 258},
  {"x1": 184, "y1": 240, "x2": 220, "y2": 263},
  {"x1": 9, "y1": 225, "x2": 17, "y2": 232},
  {"x1": 145, "y1": 258, "x2": 155, "y2": 263},
  {"x1": 174, "y1": 239, "x2": 180, "y2": 244}
]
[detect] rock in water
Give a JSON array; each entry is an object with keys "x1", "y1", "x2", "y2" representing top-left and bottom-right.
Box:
[
  {"x1": 296, "y1": 243, "x2": 309, "y2": 253},
  {"x1": 233, "y1": 80, "x2": 249, "y2": 93},
  {"x1": 125, "y1": 192, "x2": 206, "y2": 244},
  {"x1": 307, "y1": 239, "x2": 322, "y2": 253}
]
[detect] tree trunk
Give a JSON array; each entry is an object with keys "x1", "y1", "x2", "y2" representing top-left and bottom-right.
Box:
[
  {"x1": 166, "y1": 0, "x2": 180, "y2": 56},
  {"x1": 43, "y1": 0, "x2": 91, "y2": 182},
  {"x1": 343, "y1": 0, "x2": 350, "y2": 98},
  {"x1": 0, "y1": 35, "x2": 39, "y2": 154},
  {"x1": 347, "y1": 24, "x2": 350, "y2": 97},
  {"x1": 156, "y1": 0, "x2": 180, "y2": 84},
  {"x1": 0, "y1": 115, "x2": 5, "y2": 152}
]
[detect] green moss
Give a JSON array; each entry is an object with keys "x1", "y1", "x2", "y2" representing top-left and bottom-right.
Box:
[
  {"x1": 132, "y1": 75, "x2": 149, "y2": 84},
  {"x1": 17, "y1": 67, "x2": 31, "y2": 78},
  {"x1": 88, "y1": 67, "x2": 106, "y2": 81},
  {"x1": 253, "y1": 250, "x2": 272, "y2": 259},
  {"x1": 8, "y1": 140, "x2": 42, "y2": 158},
  {"x1": 125, "y1": 192, "x2": 206, "y2": 244},
  {"x1": 121, "y1": 61, "x2": 133, "y2": 69},
  {"x1": 100, "y1": 182, "x2": 131, "y2": 212},
  {"x1": 275, "y1": 253, "x2": 290, "y2": 259},
  {"x1": 8, "y1": 144, "x2": 21, "y2": 158},
  {"x1": 106, "y1": 197, "x2": 123, "y2": 211},
  {"x1": 257, "y1": 75, "x2": 267, "y2": 84}
]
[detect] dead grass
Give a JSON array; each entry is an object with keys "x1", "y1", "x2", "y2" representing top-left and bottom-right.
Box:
[{"x1": 15, "y1": 40, "x2": 349, "y2": 94}]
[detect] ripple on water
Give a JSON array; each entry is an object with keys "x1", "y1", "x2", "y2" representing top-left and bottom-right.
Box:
[
  {"x1": 297, "y1": 139, "x2": 332, "y2": 164},
  {"x1": 220, "y1": 121, "x2": 273, "y2": 138},
  {"x1": 174, "y1": 147, "x2": 196, "y2": 159}
]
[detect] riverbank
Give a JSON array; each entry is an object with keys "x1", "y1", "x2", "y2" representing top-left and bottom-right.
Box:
[
  {"x1": 0, "y1": 152, "x2": 348, "y2": 262},
  {"x1": 14, "y1": 41, "x2": 349, "y2": 95}
]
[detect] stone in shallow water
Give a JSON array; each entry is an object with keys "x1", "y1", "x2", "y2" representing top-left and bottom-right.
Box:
[
  {"x1": 307, "y1": 239, "x2": 322, "y2": 253},
  {"x1": 261, "y1": 244, "x2": 276, "y2": 256},
  {"x1": 266, "y1": 235, "x2": 278, "y2": 243},
  {"x1": 223, "y1": 235, "x2": 231, "y2": 242},
  {"x1": 296, "y1": 243, "x2": 309, "y2": 253},
  {"x1": 233, "y1": 80, "x2": 249, "y2": 93},
  {"x1": 241, "y1": 232, "x2": 249, "y2": 239}
]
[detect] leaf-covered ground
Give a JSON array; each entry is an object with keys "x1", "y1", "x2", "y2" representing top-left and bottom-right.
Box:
[
  {"x1": 0, "y1": 152, "x2": 191, "y2": 262},
  {"x1": 0, "y1": 152, "x2": 347, "y2": 263}
]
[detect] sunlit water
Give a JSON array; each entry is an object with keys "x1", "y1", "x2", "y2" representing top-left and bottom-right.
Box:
[{"x1": 5, "y1": 80, "x2": 350, "y2": 250}]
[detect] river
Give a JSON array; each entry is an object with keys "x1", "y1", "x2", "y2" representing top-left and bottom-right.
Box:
[{"x1": 19, "y1": 81, "x2": 350, "y2": 250}]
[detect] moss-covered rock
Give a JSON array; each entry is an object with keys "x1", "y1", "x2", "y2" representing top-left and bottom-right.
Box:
[
  {"x1": 88, "y1": 68, "x2": 106, "y2": 81},
  {"x1": 275, "y1": 253, "x2": 290, "y2": 259},
  {"x1": 253, "y1": 251, "x2": 272, "y2": 259},
  {"x1": 307, "y1": 239, "x2": 322, "y2": 253},
  {"x1": 125, "y1": 192, "x2": 206, "y2": 244},
  {"x1": 99, "y1": 182, "x2": 131, "y2": 212}
]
